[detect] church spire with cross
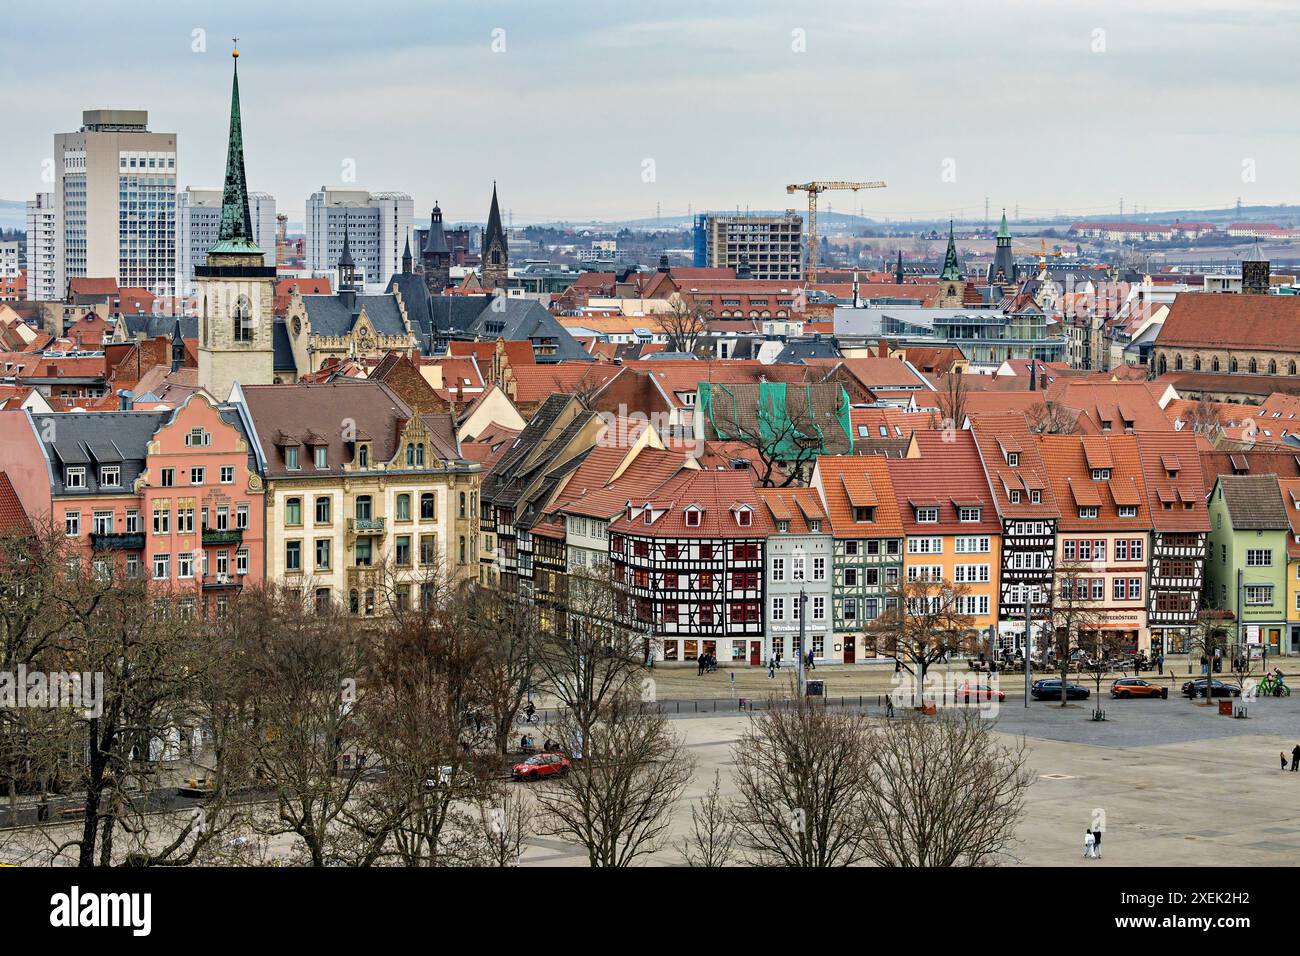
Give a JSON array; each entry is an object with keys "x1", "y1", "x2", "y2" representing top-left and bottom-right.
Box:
[{"x1": 210, "y1": 39, "x2": 262, "y2": 256}]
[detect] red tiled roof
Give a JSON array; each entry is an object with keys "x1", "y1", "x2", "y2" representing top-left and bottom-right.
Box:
[
  {"x1": 1037, "y1": 434, "x2": 1152, "y2": 532},
  {"x1": 608, "y1": 469, "x2": 770, "y2": 538},
  {"x1": 812, "y1": 454, "x2": 904, "y2": 537},
  {"x1": 885, "y1": 431, "x2": 1000, "y2": 535},
  {"x1": 0, "y1": 471, "x2": 31, "y2": 535}
]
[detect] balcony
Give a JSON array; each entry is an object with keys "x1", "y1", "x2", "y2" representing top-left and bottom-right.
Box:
[
  {"x1": 201, "y1": 573, "x2": 242, "y2": 590},
  {"x1": 345, "y1": 565, "x2": 383, "y2": 589},
  {"x1": 202, "y1": 527, "x2": 244, "y2": 546},
  {"x1": 90, "y1": 532, "x2": 145, "y2": 551},
  {"x1": 347, "y1": 516, "x2": 386, "y2": 535}
]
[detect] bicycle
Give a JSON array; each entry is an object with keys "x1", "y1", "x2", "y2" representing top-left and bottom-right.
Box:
[{"x1": 1255, "y1": 676, "x2": 1291, "y2": 697}]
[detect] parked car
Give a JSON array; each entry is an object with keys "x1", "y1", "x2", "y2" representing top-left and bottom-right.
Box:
[
  {"x1": 1110, "y1": 678, "x2": 1167, "y2": 699},
  {"x1": 511, "y1": 753, "x2": 570, "y2": 781},
  {"x1": 1181, "y1": 679, "x2": 1241, "y2": 699},
  {"x1": 1030, "y1": 679, "x2": 1090, "y2": 701}
]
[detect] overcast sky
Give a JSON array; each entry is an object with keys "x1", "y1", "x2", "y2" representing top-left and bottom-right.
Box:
[{"x1": 3, "y1": 0, "x2": 1297, "y2": 225}]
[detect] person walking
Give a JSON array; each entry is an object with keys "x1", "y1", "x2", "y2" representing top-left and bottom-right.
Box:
[
  {"x1": 1291, "y1": 745, "x2": 1300, "y2": 772},
  {"x1": 1156, "y1": 654, "x2": 1164, "y2": 676},
  {"x1": 1283, "y1": 751, "x2": 1289, "y2": 771},
  {"x1": 1092, "y1": 828, "x2": 1102, "y2": 859},
  {"x1": 1083, "y1": 829, "x2": 1095, "y2": 859},
  {"x1": 768, "y1": 657, "x2": 776, "y2": 680}
]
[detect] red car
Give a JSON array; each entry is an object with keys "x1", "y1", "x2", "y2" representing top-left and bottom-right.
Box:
[
  {"x1": 955, "y1": 683, "x2": 1005, "y2": 702},
  {"x1": 512, "y1": 753, "x2": 570, "y2": 781}
]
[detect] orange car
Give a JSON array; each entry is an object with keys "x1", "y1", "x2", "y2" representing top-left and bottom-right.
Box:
[{"x1": 1110, "y1": 678, "x2": 1167, "y2": 699}]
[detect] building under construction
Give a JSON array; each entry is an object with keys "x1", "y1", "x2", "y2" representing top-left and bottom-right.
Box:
[{"x1": 699, "y1": 211, "x2": 803, "y2": 281}]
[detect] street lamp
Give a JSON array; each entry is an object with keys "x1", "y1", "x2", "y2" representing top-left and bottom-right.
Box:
[{"x1": 796, "y1": 587, "x2": 807, "y2": 698}]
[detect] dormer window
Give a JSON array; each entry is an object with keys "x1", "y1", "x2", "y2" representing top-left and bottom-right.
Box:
[
  {"x1": 1078, "y1": 506, "x2": 1098, "y2": 519},
  {"x1": 854, "y1": 506, "x2": 876, "y2": 523},
  {"x1": 777, "y1": 520, "x2": 789, "y2": 533},
  {"x1": 809, "y1": 519, "x2": 821, "y2": 532},
  {"x1": 1009, "y1": 490, "x2": 1021, "y2": 504},
  {"x1": 357, "y1": 444, "x2": 370, "y2": 468},
  {"x1": 685, "y1": 507, "x2": 701, "y2": 528},
  {"x1": 915, "y1": 507, "x2": 939, "y2": 523},
  {"x1": 285, "y1": 447, "x2": 300, "y2": 470},
  {"x1": 736, "y1": 508, "x2": 752, "y2": 527},
  {"x1": 1007, "y1": 452, "x2": 1019, "y2": 467},
  {"x1": 958, "y1": 507, "x2": 981, "y2": 523},
  {"x1": 1091, "y1": 469, "x2": 1110, "y2": 481},
  {"x1": 65, "y1": 466, "x2": 85, "y2": 489},
  {"x1": 314, "y1": 446, "x2": 327, "y2": 469},
  {"x1": 99, "y1": 465, "x2": 120, "y2": 487},
  {"x1": 1030, "y1": 490, "x2": 1042, "y2": 504},
  {"x1": 1118, "y1": 505, "x2": 1138, "y2": 518}
]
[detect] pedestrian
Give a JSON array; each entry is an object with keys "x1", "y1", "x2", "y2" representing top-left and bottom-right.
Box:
[
  {"x1": 1156, "y1": 654, "x2": 1164, "y2": 676},
  {"x1": 807, "y1": 649, "x2": 815, "y2": 671},
  {"x1": 1083, "y1": 829, "x2": 1095, "y2": 859},
  {"x1": 1283, "y1": 751, "x2": 1288, "y2": 771},
  {"x1": 1092, "y1": 828, "x2": 1102, "y2": 858},
  {"x1": 768, "y1": 657, "x2": 775, "y2": 680},
  {"x1": 697, "y1": 655, "x2": 704, "y2": 676},
  {"x1": 776, "y1": 653, "x2": 782, "y2": 670},
  {"x1": 1291, "y1": 745, "x2": 1300, "y2": 772}
]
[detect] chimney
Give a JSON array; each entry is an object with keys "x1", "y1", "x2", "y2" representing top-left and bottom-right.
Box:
[{"x1": 118, "y1": 389, "x2": 134, "y2": 411}]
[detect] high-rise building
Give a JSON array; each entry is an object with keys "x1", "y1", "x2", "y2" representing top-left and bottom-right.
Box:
[
  {"x1": 25, "y1": 193, "x2": 58, "y2": 300},
  {"x1": 702, "y1": 211, "x2": 803, "y2": 281},
  {"x1": 195, "y1": 47, "x2": 276, "y2": 401},
  {"x1": 305, "y1": 186, "x2": 412, "y2": 290},
  {"x1": 53, "y1": 109, "x2": 177, "y2": 298},
  {"x1": 178, "y1": 186, "x2": 276, "y2": 296}
]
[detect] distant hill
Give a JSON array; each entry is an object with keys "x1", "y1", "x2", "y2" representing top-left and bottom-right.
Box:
[{"x1": 0, "y1": 200, "x2": 26, "y2": 232}]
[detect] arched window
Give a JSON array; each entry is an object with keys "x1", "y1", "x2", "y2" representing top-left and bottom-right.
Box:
[
  {"x1": 1249, "y1": 357, "x2": 1257, "y2": 374},
  {"x1": 1194, "y1": 355, "x2": 1202, "y2": 371},
  {"x1": 233, "y1": 294, "x2": 253, "y2": 343},
  {"x1": 1230, "y1": 356, "x2": 1239, "y2": 373},
  {"x1": 1159, "y1": 355, "x2": 1169, "y2": 375},
  {"x1": 396, "y1": 494, "x2": 411, "y2": 521},
  {"x1": 1174, "y1": 354, "x2": 1183, "y2": 371},
  {"x1": 357, "y1": 444, "x2": 369, "y2": 468},
  {"x1": 1291, "y1": 361, "x2": 1297, "y2": 376},
  {"x1": 420, "y1": 492, "x2": 436, "y2": 520},
  {"x1": 1212, "y1": 356, "x2": 1221, "y2": 372},
  {"x1": 416, "y1": 443, "x2": 425, "y2": 466},
  {"x1": 406, "y1": 443, "x2": 414, "y2": 466},
  {"x1": 349, "y1": 589, "x2": 359, "y2": 614},
  {"x1": 459, "y1": 492, "x2": 467, "y2": 519},
  {"x1": 1270, "y1": 359, "x2": 1278, "y2": 375},
  {"x1": 355, "y1": 495, "x2": 372, "y2": 520}
]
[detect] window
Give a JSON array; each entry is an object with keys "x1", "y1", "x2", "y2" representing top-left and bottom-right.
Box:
[
  {"x1": 285, "y1": 541, "x2": 301, "y2": 573},
  {"x1": 315, "y1": 539, "x2": 331, "y2": 571},
  {"x1": 1247, "y1": 549, "x2": 1273, "y2": 567},
  {"x1": 908, "y1": 564, "x2": 943, "y2": 583},
  {"x1": 236, "y1": 503, "x2": 249, "y2": 530},
  {"x1": 955, "y1": 536, "x2": 990, "y2": 554},
  {"x1": 236, "y1": 549, "x2": 248, "y2": 575},
  {"x1": 1007, "y1": 452, "x2": 1019, "y2": 466},
  {"x1": 772, "y1": 558, "x2": 785, "y2": 582},
  {"x1": 396, "y1": 535, "x2": 411, "y2": 566},
  {"x1": 843, "y1": 598, "x2": 858, "y2": 621},
  {"x1": 736, "y1": 508, "x2": 752, "y2": 527},
  {"x1": 908, "y1": 537, "x2": 944, "y2": 554},
  {"x1": 844, "y1": 568, "x2": 858, "y2": 587},
  {"x1": 958, "y1": 507, "x2": 981, "y2": 523},
  {"x1": 285, "y1": 497, "x2": 302, "y2": 526},
  {"x1": 153, "y1": 554, "x2": 170, "y2": 579},
  {"x1": 813, "y1": 557, "x2": 826, "y2": 580},
  {"x1": 1091, "y1": 469, "x2": 1111, "y2": 480},
  {"x1": 357, "y1": 445, "x2": 369, "y2": 468},
  {"x1": 160, "y1": 467, "x2": 175, "y2": 487},
  {"x1": 1129, "y1": 539, "x2": 1143, "y2": 561},
  {"x1": 1245, "y1": 585, "x2": 1273, "y2": 606},
  {"x1": 99, "y1": 465, "x2": 120, "y2": 487},
  {"x1": 1030, "y1": 490, "x2": 1042, "y2": 504},
  {"x1": 420, "y1": 535, "x2": 437, "y2": 565},
  {"x1": 844, "y1": 540, "x2": 859, "y2": 556},
  {"x1": 813, "y1": 596, "x2": 825, "y2": 620},
  {"x1": 396, "y1": 494, "x2": 412, "y2": 521},
  {"x1": 314, "y1": 446, "x2": 327, "y2": 469},
  {"x1": 1009, "y1": 491, "x2": 1021, "y2": 504},
  {"x1": 315, "y1": 497, "x2": 331, "y2": 524},
  {"x1": 285, "y1": 447, "x2": 300, "y2": 470},
  {"x1": 185, "y1": 427, "x2": 210, "y2": 447},
  {"x1": 1117, "y1": 505, "x2": 1137, "y2": 518},
  {"x1": 215, "y1": 506, "x2": 229, "y2": 531},
  {"x1": 1078, "y1": 507, "x2": 1098, "y2": 519},
  {"x1": 92, "y1": 511, "x2": 113, "y2": 535},
  {"x1": 954, "y1": 563, "x2": 990, "y2": 583},
  {"x1": 190, "y1": 467, "x2": 204, "y2": 485},
  {"x1": 854, "y1": 506, "x2": 876, "y2": 523},
  {"x1": 685, "y1": 508, "x2": 701, "y2": 527},
  {"x1": 65, "y1": 467, "x2": 85, "y2": 489},
  {"x1": 152, "y1": 505, "x2": 170, "y2": 535},
  {"x1": 915, "y1": 507, "x2": 939, "y2": 523},
  {"x1": 792, "y1": 554, "x2": 805, "y2": 580},
  {"x1": 177, "y1": 552, "x2": 194, "y2": 579},
  {"x1": 220, "y1": 465, "x2": 234, "y2": 484},
  {"x1": 177, "y1": 505, "x2": 194, "y2": 533},
  {"x1": 770, "y1": 597, "x2": 785, "y2": 621},
  {"x1": 355, "y1": 496, "x2": 372, "y2": 520},
  {"x1": 421, "y1": 493, "x2": 436, "y2": 520},
  {"x1": 64, "y1": 511, "x2": 80, "y2": 536}
]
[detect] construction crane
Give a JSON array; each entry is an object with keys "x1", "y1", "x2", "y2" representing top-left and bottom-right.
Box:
[{"x1": 786, "y1": 180, "x2": 886, "y2": 282}]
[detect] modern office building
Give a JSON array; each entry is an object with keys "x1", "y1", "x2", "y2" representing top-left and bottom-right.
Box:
[
  {"x1": 305, "y1": 186, "x2": 413, "y2": 291},
  {"x1": 25, "y1": 193, "x2": 58, "y2": 300},
  {"x1": 701, "y1": 211, "x2": 803, "y2": 281},
  {"x1": 53, "y1": 110, "x2": 177, "y2": 297}
]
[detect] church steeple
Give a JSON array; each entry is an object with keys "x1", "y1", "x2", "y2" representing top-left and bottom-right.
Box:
[
  {"x1": 990, "y1": 209, "x2": 1014, "y2": 285},
  {"x1": 940, "y1": 221, "x2": 962, "y2": 281},
  {"x1": 401, "y1": 235, "x2": 413, "y2": 274},
  {"x1": 210, "y1": 44, "x2": 261, "y2": 256},
  {"x1": 480, "y1": 182, "x2": 509, "y2": 293},
  {"x1": 421, "y1": 202, "x2": 451, "y2": 294},
  {"x1": 895, "y1": 248, "x2": 904, "y2": 284}
]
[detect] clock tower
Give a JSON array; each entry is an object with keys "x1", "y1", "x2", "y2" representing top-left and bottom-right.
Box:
[{"x1": 196, "y1": 44, "x2": 275, "y2": 401}]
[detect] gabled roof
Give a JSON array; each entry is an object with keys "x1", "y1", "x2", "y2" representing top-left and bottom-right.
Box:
[
  {"x1": 1156, "y1": 294, "x2": 1300, "y2": 352},
  {"x1": 608, "y1": 469, "x2": 770, "y2": 538},
  {"x1": 885, "y1": 431, "x2": 999, "y2": 534},
  {"x1": 812, "y1": 454, "x2": 904, "y2": 537},
  {"x1": 969, "y1": 412, "x2": 1061, "y2": 519},
  {"x1": 1135, "y1": 431, "x2": 1211, "y2": 532},
  {"x1": 1218, "y1": 474, "x2": 1288, "y2": 531},
  {"x1": 1037, "y1": 434, "x2": 1151, "y2": 531}
]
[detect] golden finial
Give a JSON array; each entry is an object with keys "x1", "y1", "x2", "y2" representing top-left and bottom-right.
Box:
[{"x1": 232, "y1": 37, "x2": 239, "y2": 59}]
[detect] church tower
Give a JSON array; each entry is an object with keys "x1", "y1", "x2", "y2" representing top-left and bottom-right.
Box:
[
  {"x1": 1242, "y1": 240, "x2": 1270, "y2": 295},
  {"x1": 480, "y1": 183, "x2": 509, "y2": 294},
  {"x1": 421, "y1": 203, "x2": 451, "y2": 294},
  {"x1": 936, "y1": 221, "x2": 966, "y2": 307},
  {"x1": 196, "y1": 45, "x2": 275, "y2": 401},
  {"x1": 989, "y1": 210, "x2": 1014, "y2": 287}
]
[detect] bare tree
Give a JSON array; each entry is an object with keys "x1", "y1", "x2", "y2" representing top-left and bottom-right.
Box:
[
  {"x1": 1186, "y1": 609, "x2": 1236, "y2": 705},
  {"x1": 654, "y1": 295, "x2": 710, "y2": 355},
  {"x1": 678, "y1": 770, "x2": 737, "y2": 867},
  {"x1": 537, "y1": 696, "x2": 692, "y2": 867},
  {"x1": 730, "y1": 694, "x2": 876, "y2": 866},
  {"x1": 470, "y1": 785, "x2": 535, "y2": 867},
  {"x1": 706, "y1": 384, "x2": 848, "y2": 487},
  {"x1": 865, "y1": 576, "x2": 976, "y2": 707},
  {"x1": 860, "y1": 710, "x2": 1034, "y2": 866},
  {"x1": 1185, "y1": 394, "x2": 1223, "y2": 440},
  {"x1": 1026, "y1": 400, "x2": 1079, "y2": 435},
  {"x1": 462, "y1": 583, "x2": 540, "y2": 755},
  {"x1": 535, "y1": 566, "x2": 653, "y2": 757},
  {"x1": 937, "y1": 367, "x2": 969, "y2": 430},
  {"x1": 1043, "y1": 560, "x2": 1110, "y2": 706}
]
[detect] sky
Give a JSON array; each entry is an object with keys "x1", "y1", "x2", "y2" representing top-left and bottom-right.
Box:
[{"x1": 2, "y1": 0, "x2": 1298, "y2": 226}]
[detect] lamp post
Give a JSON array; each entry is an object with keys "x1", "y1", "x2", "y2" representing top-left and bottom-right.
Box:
[{"x1": 797, "y1": 588, "x2": 807, "y2": 698}]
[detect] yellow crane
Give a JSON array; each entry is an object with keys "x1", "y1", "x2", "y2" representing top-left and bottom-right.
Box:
[{"x1": 785, "y1": 180, "x2": 886, "y2": 282}]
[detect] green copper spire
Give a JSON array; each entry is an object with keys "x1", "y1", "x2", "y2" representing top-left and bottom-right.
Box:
[
  {"x1": 940, "y1": 221, "x2": 962, "y2": 281},
  {"x1": 997, "y1": 209, "x2": 1010, "y2": 241},
  {"x1": 210, "y1": 44, "x2": 262, "y2": 256}
]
